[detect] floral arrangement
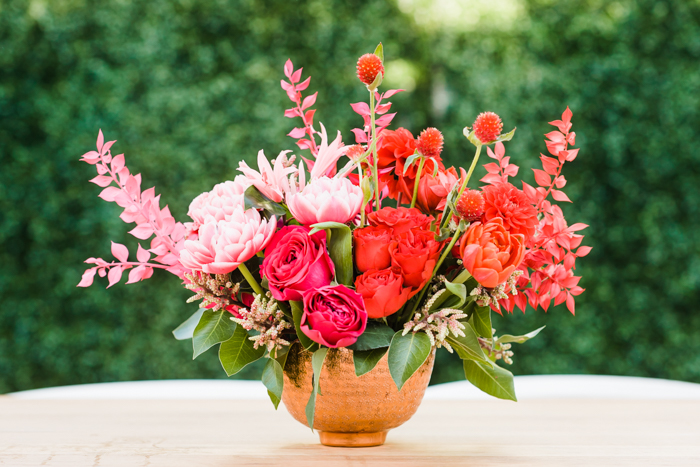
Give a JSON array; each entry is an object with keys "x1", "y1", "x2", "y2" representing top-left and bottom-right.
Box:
[{"x1": 78, "y1": 44, "x2": 588, "y2": 426}]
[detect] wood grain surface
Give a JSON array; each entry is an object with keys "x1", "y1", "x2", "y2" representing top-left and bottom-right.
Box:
[{"x1": 1, "y1": 395, "x2": 699, "y2": 466}]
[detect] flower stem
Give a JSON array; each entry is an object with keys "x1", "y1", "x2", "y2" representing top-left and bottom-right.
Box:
[
  {"x1": 441, "y1": 144, "x2": 482, "y2": 230},
  {"x1": 410, "y1": 156, "x2": 426, "y2": 209},
  {"x1": 359, "y1": 164, "x2": 366, "y2": 226},
  {"x1": 369, "y1": 90, "x2": 381, "y2": 211},
  {"x1": 238, "y1": 262, "x2": 263, "y2": 296}
]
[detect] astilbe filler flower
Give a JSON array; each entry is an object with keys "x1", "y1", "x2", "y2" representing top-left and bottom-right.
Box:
[
  {"x1": 184, "y1": 271, "x2": 241, "y2": 313},
  {"x1": 472, "y1": 112, "x2": 503, "y2": 144},
  {"x1": 356, "y1": 53, "x2": 384, "y2": 85},
  {"x1": 402, "y1": 288, "x2": 468, "y2": 352},
  {"x1": 231, "y1": 292, "x2": 292, "y2": 355}
]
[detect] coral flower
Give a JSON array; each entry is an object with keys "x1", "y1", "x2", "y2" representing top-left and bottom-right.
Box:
[
  {"x1": 180, "y1": 207, "x2": 276, "y2": 274},
  {"x1": 238, "y1": 149, "x2": 297, "y2": 202},
  {"x1": 459, "y1": 218, "x2": 525, "y2": 289},
  {"x1": 415, "y1": 127, "x2": 444, "y2": 159},
  {"x1": 473, "y1": 112, "x2": 503, "y2": 144},
  {"x1": 455, "y1": 189, "x2": 485, "y2": 222},
  {"x1": 286, "y1": 169, "x2": 363, "y2": 225},
  {"x1": 413, "y1": 167, "x2": 463, "y2": 213},
  {"x1": 481, "y1": 182, "x2": 538, "y2": 239},
  {"x1": 356, "y1": 53, "x2": 384, "y2": 86}
]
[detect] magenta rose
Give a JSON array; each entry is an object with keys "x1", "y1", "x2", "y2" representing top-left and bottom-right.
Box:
[
  {"x1": 300, "y1": 285, "x2": 368, "y2": 348},
  {"x1": 261, "y1": 225, "x2": 334, "y2": 301}
]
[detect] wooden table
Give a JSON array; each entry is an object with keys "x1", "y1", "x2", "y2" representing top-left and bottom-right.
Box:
[{"x1": 1, "y1": 396, "x2": 699, "y2": 466}]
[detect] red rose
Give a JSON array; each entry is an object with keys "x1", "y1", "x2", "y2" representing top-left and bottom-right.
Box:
[
  {"x1": 353, "y1": 225, "x2": 393, "y2": 273},
  {"x1": 459, "y1": 217, "x2": 525, "y2": 288},
  {"x1": 260, "y1": 225, "x2": 334, "y2": 301},
  {"x1": 301, "y1": 285, "x2": 368, "y2": 348},
  {"x1": 368, "y1": 206, "x2": 433, "y2": 235},
  {"x1": 481, "y1": 182, "x2": 538, "y2": 240},
  {"x1": 355, "y1": 268, "x2": 412, "y2": 318},
  {"x1": 410, "y1": 167, "x2": 462, "y2": 213},
  {"x1": 389, "y1": 228, "x2": 443, "y2": 296}
]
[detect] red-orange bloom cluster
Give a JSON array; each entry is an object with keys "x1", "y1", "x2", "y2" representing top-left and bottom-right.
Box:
[
  {"x1": 473, "y1": 112, "x2": 503, "y2": 144},
  {"x1": 356, "y1": 53, "x2": 384, "y2": 86},
  {"x1": 460, "y1": 218, "x2": 525, "y2": 288},
  {"x1": 416, "y1": 127, "x2": 444, "y2": 158},
  {"x1": 455, "y1": 189, "x2": 485, "y2": 222},
  {"x1": 481, "y1": 182, "x2": 538, "y2": 240}
]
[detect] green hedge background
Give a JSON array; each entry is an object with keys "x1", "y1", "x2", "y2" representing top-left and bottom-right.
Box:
[{"x1": 1, "y1": 0, "x2": 699, "y2": 393}]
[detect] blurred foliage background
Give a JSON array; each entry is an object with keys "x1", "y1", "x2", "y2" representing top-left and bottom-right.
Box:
[{"x1": 1, "y1": 0, "x2": 699, "y2": 393}]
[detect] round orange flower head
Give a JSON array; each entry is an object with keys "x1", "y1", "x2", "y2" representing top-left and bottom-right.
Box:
[
  {"x1": 459, "y1": 218, "x2": 525, "y2": 289},
  {"x1": 455, "y1": 189, "x2": 485, "y2": 222},
  {"x1": 356, "y1": 53, "x2": 384, "y2": 86},
  {"x1": 415, "y1": 127, "x2": 444, "y2": 159},
  {"x1": 473, "y1": 112, "x2": 503, "y2": 144}
]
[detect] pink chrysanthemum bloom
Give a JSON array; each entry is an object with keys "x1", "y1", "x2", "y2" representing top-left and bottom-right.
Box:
[
  {"x1": 473, "y1": 112, "x2": 503, "y2": 144},
  {"x1": 187, "y1": 178, "x2": 251, "y2": 233},
  {"x1": 238, "y1": 149, "x2": 297, "y2": 202},
  {"x1": 180, "y1": 207, "x2": 276, "y2": 274},
  {"x1": 286, "y1": 164, "x2": 363, "y2": 225}
]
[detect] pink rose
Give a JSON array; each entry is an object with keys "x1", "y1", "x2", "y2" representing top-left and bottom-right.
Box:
[
  {"x1": 261, "y1": 225, "x2": 334, "y2": 301},
  {"x1": 300, "y1": 285, "x2": 368, "y2": 348}
]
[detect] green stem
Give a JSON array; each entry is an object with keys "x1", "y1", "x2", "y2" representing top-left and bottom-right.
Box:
[
  {"x1": 453, "y1": 268, "x2": 472, "y2": 284},
  {"x1": 406, "y1": 229, "x2": 465, "y2": 319},
  {"x1": 238, "y1": 262, "x2": 263, "y2": 296},
  {"x1": 410, "y1": 157, "x2": 426, "y2": 209},
  {"x1": 441, "y1": 144, "x2": 482, "y2": 230},
  {"x1": 369, "y1": 90, "x2": 380, "y2": 210},
  {"x1": 359, "y1": 164, "x2": 366, "y2": 226}
]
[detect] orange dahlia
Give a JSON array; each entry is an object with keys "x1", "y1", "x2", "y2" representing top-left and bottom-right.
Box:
[{"x1": 481, "y1": 182, "x2": 538, "y2": 240}]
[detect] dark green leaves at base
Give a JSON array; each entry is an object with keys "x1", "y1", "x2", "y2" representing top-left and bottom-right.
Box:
[
  {"x1": 192, "y1": 310, "x2": 237, "y2": 359},
  {"x1": 305, "y1": 347, "x2": 328, "y2": 431},
  {"x1": 463, "y1": 360, "x2": 517, "y2": 401},
  {"x1": 387, "y1": 331, "x2": 432, "y2": 391},
  {"x1": 353, "y1": 347, "x2": 388, "y2": 377},
  {"x1": 219, "y1": 325, "x2": 265, "y2": 376},
  {"x1": 470, "y1": 304, "x2": 492, "y2": 338},
  {"x1": 348, "y1": 321, "x2": 394, "y2": 351},
  {"x1": 446, "y1": 325, "x2": 492, "y2": 366},
  {"x1": 262, "y1": 359, "x2": 284, "y2": 409},
  {"x1": 173, "y1": 308, "x2": 205, "y2": 341}
]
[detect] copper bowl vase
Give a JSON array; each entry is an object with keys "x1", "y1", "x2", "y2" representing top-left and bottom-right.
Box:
[{"x1": 282, "y1": 346, "x2": 435, "y2": 447}]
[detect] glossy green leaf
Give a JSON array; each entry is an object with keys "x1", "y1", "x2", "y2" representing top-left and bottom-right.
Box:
[
  {"x1": 353, "y1": 347, "x2": 388, "y2": 377},
  {"x1": 348, "y1": 321, "x2": 395, "y2": 351},
  {"x1": 428, "y1": 280, "x2": 467, "y2": 312},
  {"x1": 387, "y1": 331, "x2": 432, "y2": 391},
  {"x1": 262, "y1": 358, "x2": 284, "y2": 409},
  {"x1": 291, "y1": 301, "x2": 319, "y2": 351},
  {"x1": 243, "y1": 185, "x2": 286, "y2": 217},
  {"x1": 470, "y1": 304, "x2": 492, "y2": 338},
  {"x1": 309, "y1": 223, "x2": 353, "y2": 286},
  {"x1": 192, "y1": 310, "x2": 236, "y2": 359},
  {"x1": 496, "y1": 326, "x2": 546, "y2": 345},
  {"x1": 495, "y1": 127, "x2": 517, "y2": 143},
  {"x1": 172, "y1": 308, "x2": 205, "y2": 341},
  {"x1": 305, "y1": 347, "x2": 329, "y2": 431},
  {"x1": 446, "y1": 325, "x2": 492, "y2": 366},
  {"x1": 218, "y1": 325, "x2": 265, "y2": 376},
  {"x1": 463, "y1": 360, "x2": 517, "y2": 401},
  {"x1": 403, "y1": 153, "x2": 420, "y2": 175}
]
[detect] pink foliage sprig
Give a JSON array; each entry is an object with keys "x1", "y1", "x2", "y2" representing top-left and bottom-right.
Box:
[
  {"x1": 349, "y1": 89, "x2": 402, "y2": 145},
  {"x1": 77, "y1": 131, "x2": 187, "y2": 288},
  {"x1": 281, "y1": 59, "x2": 319, "y2": 155},
  {"x1": 490, "y1": 108, "x2": 590, "y2": 315}
]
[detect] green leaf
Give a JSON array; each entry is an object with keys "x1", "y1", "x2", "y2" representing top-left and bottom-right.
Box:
[
  {"x1": 496, "y1": 326, "x2": 546, "y2": 345},
  {"x1": 262, "y1": 358, "x2": 284, "y2": 409},
  {"x1": 243, "y1": 185, "x2": 286, "y2": 217},
  {"x1": 436, "y1": 227, "x2": 451, "y2": 242},
  {"x1": 373, "y1": 42, "x2": 384, "y2": 62},
  {"x1": 463, "y1": 127, "x2": 482, "y2": 147},
  {"x1": 348, "y1": 321, "x2": 395, "y2": 351},
  {"x1": 463, "y1": 360, "x2": 517, "y2": 401},
  {"x1": 353, "y1": 347, "x2": 388, "y2": 377},
  {"x1": 218, "y1": 325, "x2": 265, "y2": 376},
  {"x1": 495, "y1": 127, "x2": 517, "y2": 143},
  {"x1": 387, "y1": 331, "x2": 432, "y2": 391},
  {"x1": 427, "y1": 280, "x2": 467, "y2": 312},
  {"x1": 291, "y1": 301, "x2": 319, "y2": 351},
  {"x1": 310, "y1": 223, "x2": 353, "y2": 286},
  {"x1": 305, "y1": 347, "x2": 329, "y2": 431},
  {"x1": 368, "y1": 69, "x2": 383, "y2": 91},
  {"x1": 361, "y1": 175, "x2": 373, "y2": 206},
  {"x1": 470, "y1": 304, "x2": 492, "y2": 338},
  {"x1": 192, "y1": 310, "x2": 237, "y2": 359},
  {"x1": 446, "y1": 325, "x2": 492, "y2": 366},
  {"x1": 172, "y1": 308, "x2": 205, "y2": 341},
  {"x1": 402, "y1": 153, "x2": 420, "y2": 175}
]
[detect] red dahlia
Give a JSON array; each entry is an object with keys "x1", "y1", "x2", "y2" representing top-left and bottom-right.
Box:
[
  {"x1": 481, "y1": 182, "x2": 538, "y2": 239},
  {"x1": 356, "y1": 53, "x2": 384, "y2": 86},
  {"x1": 416, "y1": 127, "x2": 444, "y2": 159},
  {"x1": 473, "y1": 112, "x2": 503, "y2": 144},
  {"x1": 455, "y1": 189, "x2": 485, "y2": 222}
]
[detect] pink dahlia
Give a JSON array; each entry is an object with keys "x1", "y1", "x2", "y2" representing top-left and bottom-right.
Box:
[
  {"x1": 481, "y1": 182, "x2": 538, "y2": 240},
  {"x1": 180, "y1": 207, "x2": 276, "y2": 274},
  {"x1": 238, "y1": 149, "x2": 296, "y2": 202},
  {"x1": 286, "y1": 173, "x2": 363, "y2": 225}
]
